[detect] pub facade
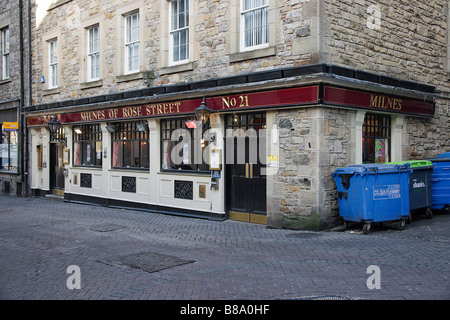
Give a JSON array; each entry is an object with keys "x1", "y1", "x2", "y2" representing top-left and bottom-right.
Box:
[{"x1": 24, "y1": 0, "x2": 450, "y2": 230}]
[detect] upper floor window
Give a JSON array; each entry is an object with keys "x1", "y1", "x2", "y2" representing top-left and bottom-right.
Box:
[
  {"x1": 240, "y1": 0, "x2": 268, "y2": 51},
  {"x1": 87, "y1": 25, "x2": 100, "y2": 81},
  {"x1": 170, "y1": 0, "x2": 189, "y2": 65},
  {"x1": 1, "y1": 27, "x2": 10, "y2": 80},
  {"x1": 48, "y1": 39, "x2": 58, "y2": 88},
  {"x1": 124, "y1": 12, "x2": 140, "y2": 74}
]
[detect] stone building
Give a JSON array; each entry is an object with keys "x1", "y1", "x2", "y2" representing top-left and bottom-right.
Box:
[
  {"x1": 23, "y1": 0, "x2": 450, "y2": 230},
  {"x1": 0, "y1": 0, "x2": 30, "y2": 196}
]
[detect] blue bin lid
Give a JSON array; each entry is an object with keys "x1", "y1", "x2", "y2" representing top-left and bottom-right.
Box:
[
  {"x1": 435, "y1": 152, "x2": 450, "y2": 158},
  {"x1": 427, "y1": 157, "x2": 450, "y2": 163},
  {"x1": 333, "y1": 163, "x2": 409, "y2": 176}
]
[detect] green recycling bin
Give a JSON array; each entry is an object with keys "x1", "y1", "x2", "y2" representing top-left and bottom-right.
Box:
[{"x1": 388, "y1": 160, "x2": 434, "y2": 219}]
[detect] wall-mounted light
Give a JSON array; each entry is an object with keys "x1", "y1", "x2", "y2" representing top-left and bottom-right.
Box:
[
  {"x1": 194, "y1": 98, "x2": 213, "y2": 128},
  {"x1": 47, "y1": 115, "x2": 61, "y2": 135},
  {"x1": 74, "y1": 127, "x2": 82, "y2": 134},
  {"x1": 47, "y1": 115, "x2": 67, "y2": 145},
  {"x1": 106, "y1": 123, "x2": 118, "y2": 133},
  {"x1": 136, "y1": 121, "x2": 149, "y2": 132}
]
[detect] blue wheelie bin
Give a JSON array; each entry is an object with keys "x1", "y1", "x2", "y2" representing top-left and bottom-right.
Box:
[
  {"x1": 332, "y1": 163, "x2": 411, "y2": 234},
  {"x1": 388, "y1": 160, "x2": 434, "y2": 220},
  {"x1": 435, "y1": 152, "x2": 450, "y2": 158},
  {"x1": 426, "y1": 153, "x2": 450, "y2": 211}
]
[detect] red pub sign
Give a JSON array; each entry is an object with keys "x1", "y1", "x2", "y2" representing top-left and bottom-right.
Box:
[
  {"x1": 323, "y1": 86, "x2": 434, "y2": 117},
  {"x1": 26, "y1": 85, "x2": 434, "y2": 126}
]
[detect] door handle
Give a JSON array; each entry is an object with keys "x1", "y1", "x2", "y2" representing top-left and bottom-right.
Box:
[
  {"x1": 245, "y1": 163, "x2": 249, "y2": 178},
  {"x1": 250, "y1": 163, "x2": 253, "y2": 179}
]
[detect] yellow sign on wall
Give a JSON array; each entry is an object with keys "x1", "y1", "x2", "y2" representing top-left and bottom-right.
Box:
[{"x1": 2, "y1": 122, "x2": 19, "y2": 131}]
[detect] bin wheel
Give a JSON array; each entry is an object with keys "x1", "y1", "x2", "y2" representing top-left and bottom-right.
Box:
[
  {"x1": 425, "y1": 208, "x2": 433, "y2": 219},
  {"x1": 397, "y1": 219, "x2": 406, "y2": 230},
  {"x1": 407, "y1": 212, "x2": 412, "y2": 224},
  {"x1": 363, "y1": 223, "x2": 371, "y2": 235}
]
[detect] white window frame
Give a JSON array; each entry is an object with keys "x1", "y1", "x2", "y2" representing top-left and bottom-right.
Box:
[
  {"x1": 124, "y1": 12, "x2": 140, "y2": 74},
  {"x1": 169, "y1": 0, "x2": 189, "y2": 66},
  {"x1": 48, "y1": 39, "x2": 58, "y2": 88},
  {"x1": 87, "y1": 25, "x2": 100, "y2": 81},
  {"x1": 1, "y1": 27, "x2": 10, "y2": 80},
  {"x1": 240, "y1": 0, "x2": 269, "y2": 52}
]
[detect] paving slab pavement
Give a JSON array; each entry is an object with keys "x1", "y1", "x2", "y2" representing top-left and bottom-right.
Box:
[{"x1": 0, "y1": 195, "x2": 449, "y2": 304}]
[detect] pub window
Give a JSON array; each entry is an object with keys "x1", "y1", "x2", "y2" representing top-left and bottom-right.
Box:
[
  {"x1": 362, "y1": 113, "x2": 391, "y2": 163},
  {"x1": 112, "y1": 122, "x2": 149, "y2": 169},
  {"x1": 73, "y1": 124, "x2": 102, "y2": 167},
  {"x1": 161, "y1": 118, "x2": 210, "y2": 172},
  {"x1": 0, "y1": 124, "x2": 18, "y2": 172}
]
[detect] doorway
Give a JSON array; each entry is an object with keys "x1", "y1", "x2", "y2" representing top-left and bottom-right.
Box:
[
  {"x1": 225, "y1": 112, "x2": 267, "y2": 224},
  {"x1": 49, "y1": 126, "x2": 65, "y2": 196}
]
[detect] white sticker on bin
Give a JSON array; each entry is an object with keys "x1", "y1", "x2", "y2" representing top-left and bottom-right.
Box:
[{"x1": 373, "y1": 184, "x2": 401, "y2": 200}]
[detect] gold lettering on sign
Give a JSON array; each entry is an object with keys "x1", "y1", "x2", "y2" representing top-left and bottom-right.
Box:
[
  {"x1": 108, "y1": 108, "x2": 119, "y2": 119},
  {"x1": 222, "y1": 95, "x2": 250, "y2": 109},
  {"x1": 122, "y1": 106, "x2": 142, "y2": 118},
  {"x1": 80, "y1": 110, "x2": 106, "y2": 121},
  {"x1": 144, "y1": 102, "x2": 181, "y2": 116},
  {"x1": 370, "y1": 94, "x2": 402, "y2": 111}
]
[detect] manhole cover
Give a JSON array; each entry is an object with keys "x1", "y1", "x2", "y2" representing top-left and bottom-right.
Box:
[
  {"x1": 287, "y1": 232, "x2": 320, "y2": 238},
  {"x1": 89, "y1": 223, "x2": 126, "y2": 232},
  {"x1": 104, "y1": 252, "x2": 195, "y2": 274}
]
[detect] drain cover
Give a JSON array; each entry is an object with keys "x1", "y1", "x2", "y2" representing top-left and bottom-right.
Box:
[
  {"x1": 104, "y1": 252, "x2": 195, "y2": 273},
  {"x1": 287, "y1": 232, "x2": 320, "y2": 238},
  {"x1": 90, "y1": 223, "x2": 126, "y2": 232}
]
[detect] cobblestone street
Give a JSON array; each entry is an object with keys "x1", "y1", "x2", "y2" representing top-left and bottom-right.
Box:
[{"x1": 0, "y1": 195, "x2": 449, "y2": 302}]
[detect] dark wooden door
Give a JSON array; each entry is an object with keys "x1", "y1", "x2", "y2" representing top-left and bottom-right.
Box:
[
  {"x1": 50, "y1": 142, "x2": 65, "y2": 195},
  {"x1": 226, "y1": 112, "x2": 266, "y2": 224}
]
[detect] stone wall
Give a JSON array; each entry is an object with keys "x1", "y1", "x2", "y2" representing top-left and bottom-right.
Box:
[
  {"x1": 0, "y1": 0, "x2": 30, "y2": 196},
  {"x1": 0, "y1": 0, "x2": 28, "y2": 101},
  {"x1": 405, "y1": 99, "x2": 450, "y2": 160},
  {"x1": 324, "y1": 0, "x2": 450, "y2": 160},
  {"x1": 268, "y1": 107, "x2": 352, "y2": 230},
  {"x1": 31, "y1": 0, "x2": 320, "y2": 104}
]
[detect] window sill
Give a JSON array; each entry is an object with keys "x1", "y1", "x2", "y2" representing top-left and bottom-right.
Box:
[
  {"x1": 116, "y1": 72, "x2": 144, "y2": 83},
  {"x1": 42, "y1": 87, "x2": 61, "y2": 96},
  {"x1": 0, "y1": 170, "x2": 19, "y2": 175},
  {"x1": 230, "y1": 46, "x2": 276, "y2": 63},
  {"x1": 71, "y1": 166, "x2": 103, "y2": 170},
  {"x1": 0, "y1": 78, "x2": 11, "y2": 85},
  {"x1": 110, "y1": 167, "x2": 150, "y2": 173},
  {"x1": 159, "y1": 62, "x2": 194, "y2": 76},
  {"x1": 80, "y1": 79, "x2": 103, "y2": 90},
  {"x1": 158, "y1": 169, "x2": 211, "y2": 177},
  {"x1": 48, "y1": 0, "x2": 73, "y2": 11}
]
